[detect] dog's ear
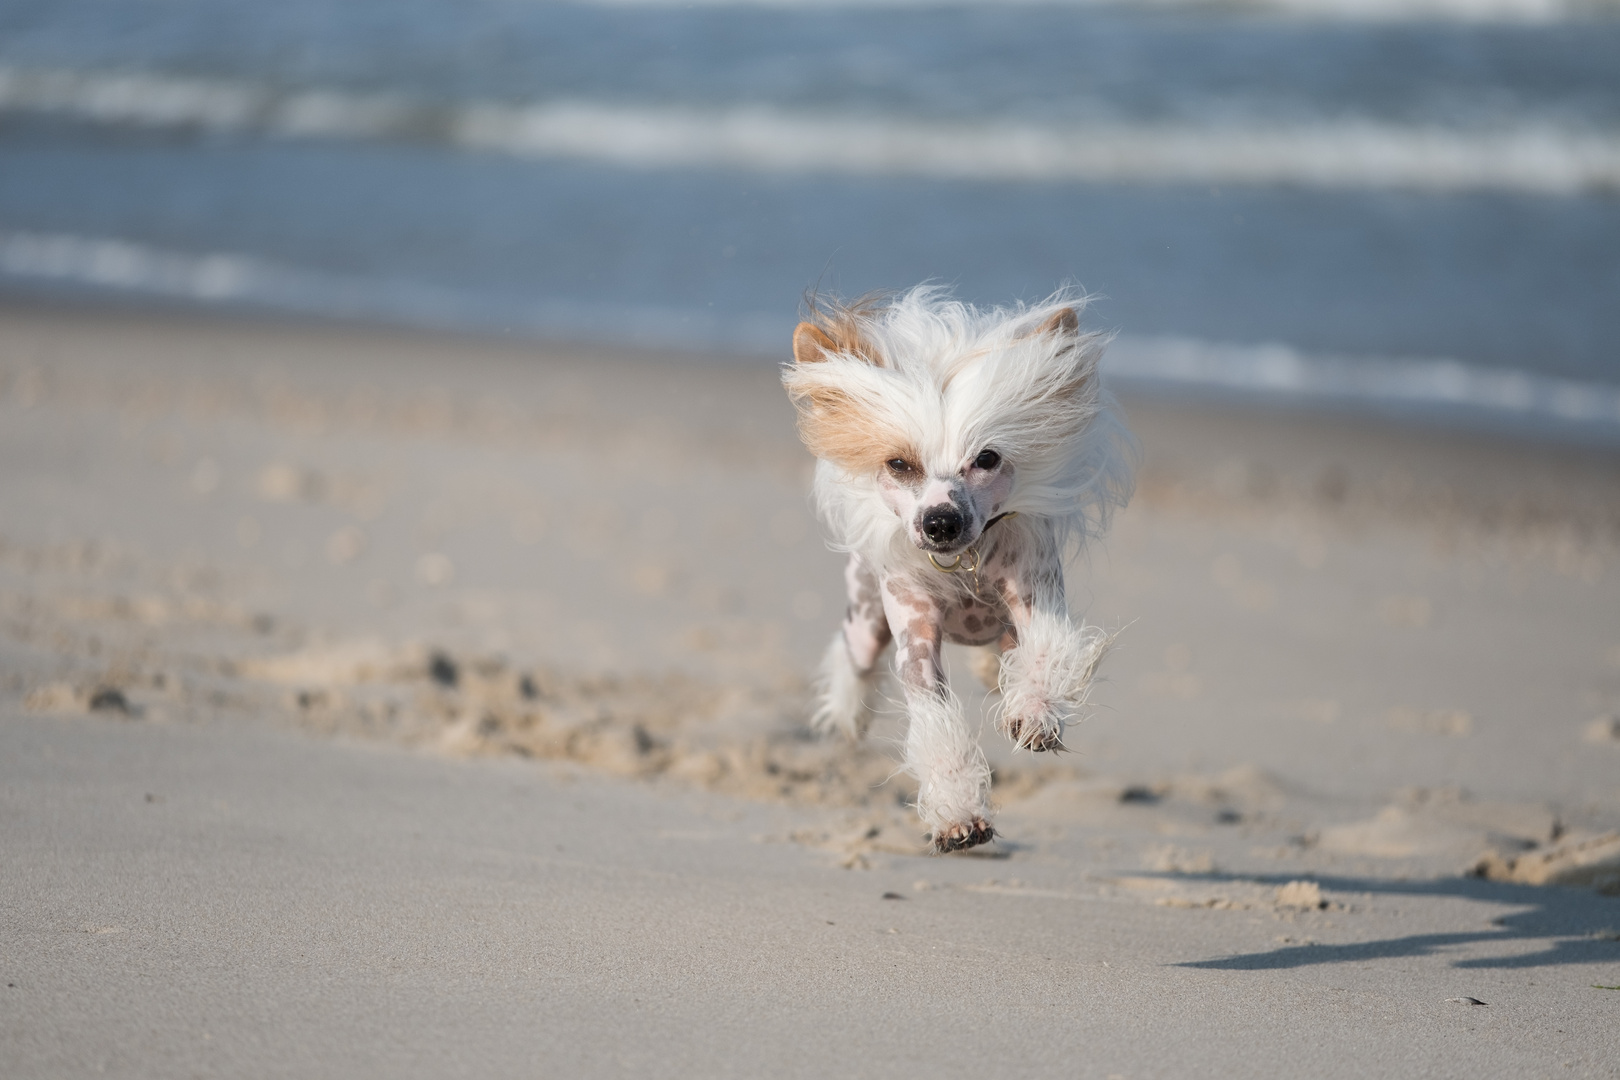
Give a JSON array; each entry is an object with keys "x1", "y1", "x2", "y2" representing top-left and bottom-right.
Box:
[
  {"x1": 1021, "y1": 306, "x2": 1097, "y2": 401},
  {"x1": 793, "y1": 319, "x2": 883, "y2": 366},
  {"x1": 1038, "y1": 306, "x2": 1079, "y2": 337},
  {"x1": 792, "y1": 322, "x2": 839, "y2": 365},
  {"x1": 1024, "y1": 306, "x2": 1078, "y2": 341}
]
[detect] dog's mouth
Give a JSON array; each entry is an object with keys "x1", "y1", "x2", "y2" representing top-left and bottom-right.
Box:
[
  {"x1": 917, "y1": 539, "x2": 976, "y2": 558},
  {"x1": 916, "y1": 530, "x2": 982, "y2": 555}
]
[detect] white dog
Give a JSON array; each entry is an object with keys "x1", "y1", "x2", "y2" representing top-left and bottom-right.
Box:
[{"x1": 782, "y1": 286, "x2": 1135, "y2": 852}]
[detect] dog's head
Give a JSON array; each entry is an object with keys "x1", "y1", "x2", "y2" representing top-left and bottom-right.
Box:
[{"x1": 782, "y1": 287, "x2": 1131, "y2": 559}]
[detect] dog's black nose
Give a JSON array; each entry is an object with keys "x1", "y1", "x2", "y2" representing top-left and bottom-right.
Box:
[{"x1": 921, "y1": 506, "x2": 965, "y2": 545}]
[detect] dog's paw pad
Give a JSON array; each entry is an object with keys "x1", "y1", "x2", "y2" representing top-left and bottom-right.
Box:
[{"x1": 932, "y1": 818, "x2": 995, "y2": 853}]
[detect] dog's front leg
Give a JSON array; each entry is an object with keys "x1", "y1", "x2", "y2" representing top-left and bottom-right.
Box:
[
  {"x1": 991, "y1": 548, "x2": 1113, "y2": 753},
  {"x1": 882, "y1": 576, "x2": 994, "y2": 852},
  {"x1": 811, "y1": 554, "x2": 892, "y2": 739}
]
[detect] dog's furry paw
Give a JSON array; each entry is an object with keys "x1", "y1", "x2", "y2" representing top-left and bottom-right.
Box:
[
  {"x1": 996, "y1": 615, "x2": 1114, "y2": 752},
  {"x1": 932, "y1": 818, "x2": 995, "y2": 853},
  {"x1": 1002, "y1": 714, "x2": 1066, "y2": 753}
]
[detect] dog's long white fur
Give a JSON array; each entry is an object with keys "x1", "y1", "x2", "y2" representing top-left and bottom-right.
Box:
[
  {"x1": 995, "y1": 607, "x2": 1116, "y2": 751},
  {"x1": 904, "y1": 683, "x2": 994, "y2": 833}
]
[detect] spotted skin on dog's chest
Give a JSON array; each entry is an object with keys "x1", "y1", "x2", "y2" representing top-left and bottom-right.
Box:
[
  {"x1": 937, "y1": 591, "x2": 1008, "y2": 647},
  {"x1": 884, "y1": 530, "x2": 1037, "y2": 651}
]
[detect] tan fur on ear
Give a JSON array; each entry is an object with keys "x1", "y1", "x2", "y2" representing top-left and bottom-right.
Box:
[
  {"x1": 1019, "y1": 306, "x2": 1084, "y2": 375},
  {"x1": 793, "y1": 322, "x2": 838, "y2": 364},
  {"x1": 798, "y1": 294, "x2": 886, "y2": 366},
  {"x1": 1034, "y1": 306, "x2": 1078, "y2": 337},
  {"x1": 1011, "y1": 306, "x2": 1095, "y2": 402}
]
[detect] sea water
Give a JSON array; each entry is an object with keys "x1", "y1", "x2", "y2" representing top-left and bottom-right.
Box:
[{"x1": 0, "y1": 0, "x2": 1617, "y2": 441}]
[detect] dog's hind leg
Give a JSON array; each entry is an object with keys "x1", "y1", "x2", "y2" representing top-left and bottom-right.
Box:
[
  {"x1": 969, "y1": 631, "x2": 1017, "y2": 691},
  {"x1": 811, "y1": 554, "x2": 891, "y2": 739},
  {"x1": 882, "y1": 577, "x2": 994, "y2": 852}
]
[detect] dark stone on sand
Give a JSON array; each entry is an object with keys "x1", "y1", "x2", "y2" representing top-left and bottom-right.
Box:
[
  {"x1": 88, "y1": 687, "x2": 129, "y2": 714},
  {"x1": 428, "y1": 652, "x2": 459, "y2": 688}
]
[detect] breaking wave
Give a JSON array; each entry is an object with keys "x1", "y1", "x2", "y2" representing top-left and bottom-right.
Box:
[
  {"x1": 571, "y1": 0, "x2": 1620, "y2": 23},
  {"x1": 0, "y1": 231, "x2": 784, "y2": 351},
  {"x1": 1105, "y1": 336, "x2": 1620, "y2": 432},
  {"x1": 2, "y1": 66, "x2": 1618, "y2": 195}
]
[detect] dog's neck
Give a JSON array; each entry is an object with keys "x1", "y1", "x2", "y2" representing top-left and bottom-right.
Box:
[
  {"x1": 982, "y1": 510, "x2": 1018, "y2": 533},
  {"x1": 922, "y1": 510, "x2": 1020, "y2": 591}
]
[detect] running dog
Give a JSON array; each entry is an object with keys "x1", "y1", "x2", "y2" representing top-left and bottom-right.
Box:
[{"x1": 782, "y1": 286, "x2": 1135, "y2": 851}]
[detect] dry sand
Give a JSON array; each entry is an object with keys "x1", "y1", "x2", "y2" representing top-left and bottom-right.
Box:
[{"x1": 3, "y1": 304, "x2": 1619, "y2": 1078}]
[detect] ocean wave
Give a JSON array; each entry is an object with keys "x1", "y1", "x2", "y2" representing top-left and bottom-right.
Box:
[
  {"x1": 2, "y1": 66, "x2": 1618, "y2": 195},
  {"x1": 4, "y1": 230, "x2": 1618, "y2": 440},
  {"x1": 1104, "y1": 336, "x2": 1620, "y2": 429},
  {"x1": 572, "y1": 0, "x2": 1620, "y2": 21},
  {"x1": 0, "y1": 231, "x2": 783, "y2": 350},
  {"x1": 0, "y1": 229, "x2": 400, "y2": 310}
]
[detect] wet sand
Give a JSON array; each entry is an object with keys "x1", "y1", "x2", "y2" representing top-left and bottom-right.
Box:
[{"x1": 3, "y1": 304, "x2": 1619, "y2": 1078}]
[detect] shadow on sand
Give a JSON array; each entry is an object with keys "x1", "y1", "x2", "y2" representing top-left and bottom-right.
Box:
[{"x1": 1171, "y1": 871, "x2": 1620, "y2": 972}]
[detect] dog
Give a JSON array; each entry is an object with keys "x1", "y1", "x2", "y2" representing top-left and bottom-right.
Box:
[{"x1": 782, "y1": 286, "x2": 1135, "y2": 852}]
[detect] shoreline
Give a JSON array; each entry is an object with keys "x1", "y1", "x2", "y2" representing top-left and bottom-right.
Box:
[{"x1": 7, "y1": 287, "x2": 1620, "y2": 452}]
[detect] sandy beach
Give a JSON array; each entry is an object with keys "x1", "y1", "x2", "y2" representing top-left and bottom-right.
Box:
[{"x1": 3, "y1": 303, "x2": 1620, "y2": 1078}]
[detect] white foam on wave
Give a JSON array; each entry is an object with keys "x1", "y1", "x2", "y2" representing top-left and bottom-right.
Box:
[
  {"x1": 0, "y1": 231, "x2": 782, "y2": 350},
  {"x1": 2, "y1": 65, "x2": 1618, "y2": 196},
  {"x1": 1105, "y1": 335, "x2": 1620, "y2": 428},
  {"x1": 0, "y1": 67, "x2": 420, "y2": 140},
  {"x1": 0, "y1": 230, "x2": 266, "y2": 300},
  {"x1": 456, "y1": 101, "x2": 1620, "y2": 196},
  {"x1": 4, "y1": 229, "x2": 1617, "y2": 440},
  {"x1": 0, "y1": 229, "x2": 402, "y2": 311},
  {"x1": 571, "y1": 0, "x2": 1618, "y2": 24}
]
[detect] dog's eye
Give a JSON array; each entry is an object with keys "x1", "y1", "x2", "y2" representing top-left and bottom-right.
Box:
[
  {"x1": 974, "y1": 449, "x2": 1002, "y2": 470},
  {"x1": 885, "y1": 458, "x2": 915, "y2": 475}
]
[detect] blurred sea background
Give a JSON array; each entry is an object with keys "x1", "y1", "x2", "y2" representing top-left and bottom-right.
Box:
[{"x1": 0, "y1": 0, "x2": 1617, "y2": 442}]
